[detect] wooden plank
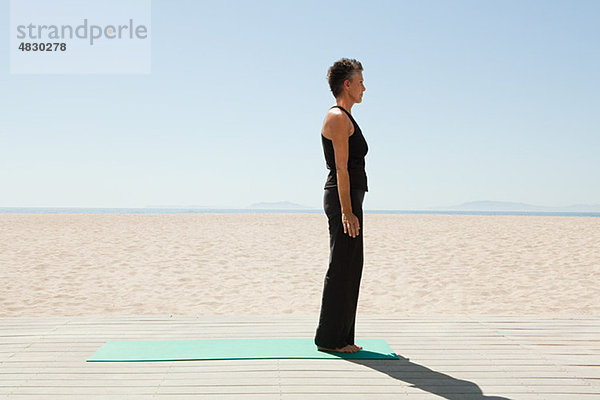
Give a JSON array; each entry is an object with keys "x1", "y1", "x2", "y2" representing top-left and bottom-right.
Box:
[{"x1": 0, "y1": 315, "x2": 599, "y2": 398}]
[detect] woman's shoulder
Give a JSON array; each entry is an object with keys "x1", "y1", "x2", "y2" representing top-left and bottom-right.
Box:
[
  {"x1": 325, "y1": 105, "x2": 346, "y2": 119},
  {"x1": 322, "y1": 108, "x2": 354, "y2": 139}
]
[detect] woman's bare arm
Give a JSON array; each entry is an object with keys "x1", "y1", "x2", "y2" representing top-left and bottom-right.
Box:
[{"x1": 323, "y1": 109, "x2": 360, "y2": 238}]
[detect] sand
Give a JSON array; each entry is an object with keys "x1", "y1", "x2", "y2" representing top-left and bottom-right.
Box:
[{"x1": 0, "y1": 213, "x2": 598, "y2": 317}]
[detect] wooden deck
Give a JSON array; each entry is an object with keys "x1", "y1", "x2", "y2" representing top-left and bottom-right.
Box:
[{"x1": 0, "y1": 314, "x2": 598, "y2": 399}]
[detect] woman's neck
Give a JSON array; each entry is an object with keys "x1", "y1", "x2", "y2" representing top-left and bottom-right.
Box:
[{"x1": 335, "y1": 98, "x2": 354, "y2": 114}]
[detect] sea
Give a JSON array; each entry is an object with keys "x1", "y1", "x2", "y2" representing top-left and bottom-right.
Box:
[{"x1": 1, "y1": 208, "x2": 599, "y2": 217}]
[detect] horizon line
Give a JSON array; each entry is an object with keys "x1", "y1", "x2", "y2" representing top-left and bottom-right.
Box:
[{"x1": 1, "y1": 206, "x2": 599, "y2": 213}]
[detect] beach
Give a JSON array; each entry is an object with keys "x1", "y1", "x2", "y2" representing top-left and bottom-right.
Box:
[{"x1": 1, "y1": 213, "x2": 598, "y2": 318}]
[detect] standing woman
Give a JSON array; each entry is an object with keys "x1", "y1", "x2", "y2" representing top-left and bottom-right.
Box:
[{"x1": 315, "y1": 58, "x2": 368, "y2": 353}]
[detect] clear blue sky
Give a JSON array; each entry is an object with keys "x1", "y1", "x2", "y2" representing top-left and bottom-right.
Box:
[{"x1": 1, "y1": 0, "x2": 598, "y2": 209}]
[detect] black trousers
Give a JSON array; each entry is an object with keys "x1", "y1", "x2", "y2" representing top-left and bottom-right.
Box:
[{"x1": 314, "y1": 187, "x2": 366, "y2": 349}]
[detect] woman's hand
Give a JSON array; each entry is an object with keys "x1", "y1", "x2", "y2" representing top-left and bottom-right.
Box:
[{"x1": 341, "y1": 212, "x2": 360, "y2": 238}]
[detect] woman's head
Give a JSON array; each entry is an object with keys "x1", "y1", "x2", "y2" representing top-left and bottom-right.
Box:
[{"x1": 327, "y1": 58, "x2": 364, "y2": 100}]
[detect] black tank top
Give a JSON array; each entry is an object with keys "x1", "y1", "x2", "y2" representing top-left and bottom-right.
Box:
[{"x1": 321, "y1": 105, "x2": 369, "y2": 191}]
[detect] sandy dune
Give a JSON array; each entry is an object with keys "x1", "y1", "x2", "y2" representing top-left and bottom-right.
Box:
[{"x1": 1, "y1": 213, "x2": 598, "y2": 317}]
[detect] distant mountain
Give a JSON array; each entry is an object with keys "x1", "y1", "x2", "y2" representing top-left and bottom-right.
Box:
[
  {"x1": 145, "y1": 204, "x2": 214, "y2": 209},
  {"x1": 431, "y1": 201, "x2": 600, "y2": 212},
  {"x1": 247, "y1": 201, "x2": 316, "y2": 209}
]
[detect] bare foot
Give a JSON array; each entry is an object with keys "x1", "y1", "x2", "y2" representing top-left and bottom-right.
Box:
[{"x1": 317, "y1": 344, "x2": 361, "y2": 353}]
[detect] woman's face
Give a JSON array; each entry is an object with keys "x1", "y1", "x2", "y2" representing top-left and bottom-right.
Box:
[{"x1": 345, "y1": 71, "x2": 366, "y2": 103}]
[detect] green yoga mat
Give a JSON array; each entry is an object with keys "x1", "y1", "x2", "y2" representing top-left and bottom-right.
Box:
[{"x1": 87, "y1": 338, "x2": 398, "y2": 362}]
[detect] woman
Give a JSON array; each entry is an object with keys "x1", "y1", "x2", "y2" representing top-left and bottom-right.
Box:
[{"x1": 314, "y1": 58, "x2": 368, "y2": 353}]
